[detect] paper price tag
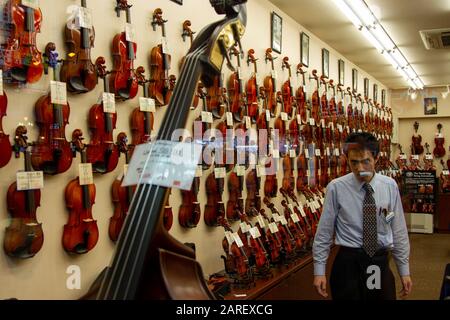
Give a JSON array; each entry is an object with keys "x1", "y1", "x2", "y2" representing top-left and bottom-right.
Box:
[
  {"x1": 272, "y1": 213, "x2": 280, "y2": 222},
  {"x1": 77, "y1": 6, "x2": 93, "y2": 29},
  {"x1": 309, "y1": 118, "x2": 315, "y2": 126},
  {"x1": 126, "y1": 23, "x2": 136, "y2": 43},
  {"x1": 256, "y1": 165, "x2": 265, "y2": 177},
  {"x1": 272, "y1": 149, "x2": 280, "y2": 159},
  {"x1": 79, "y1": 163, "x2": 94, "y2": 185},
  {"x1": 269, "y1": 222, "x2": 279, "y2": 234},
  {"x1": 437, "y1": 133, "x2": 443, "y2": 138},
  {"x1": 0, "y1": 70, "x2": 3, "y2": 95},
  {"x1": 257, "y1": 215, "x2": 266, "y2": 228},
  {"x1": 289, "y1": 149, "x2": 296, "y2": 158},
  {"x1": 287, "y1": 204, "x2": 294, "y2": 213},
  {"x1": 315, "y1": 149, "x2": 321, "y2": 157},
  {"x1": 50, "y1": 81, "x2": 67, "y2": 105},
  {"x1": 299, "y1": 206, "x2": 306, "y2": 217},
  {"x1": 425, "y1": 154, "x2": 433, "y2": 160},
  {"x1": 334, "y1": 148, "x2": 340, "y2": 156},
  {"x1": 443, "y1": 170, "x2": 449, "y2": 176},
  {"x1": 139, "y1": 97, "x2": 156, "y2": 112},
  {"x1": 201, "y1": 111, "x2": 213, "y2": 123},
  {"x1": 102, "y1": 93, "x2": 116, "y2": 113},
  {"x1": 225, "y1": 231, "x2": 234, "y2": 244},
  {"x1": 240, "y1": 222, "x2": 249, "y2": 233},
  {"x1": 326, "y1": 147, "x2": 330, "y2": 156},
  {"x1": 281, "y1": 112, "x2": 288, "y2": 121},
  {"x1": 21, "y1": 0, "x2": 39, "y2": 9},
  {"x1": 279, "y1": 215, "x2": 288, "y2": 225},
  {"x1": 297, "y1": 114, "x2": 302, "y2": 125},
  {"x1": 237, "y1": 67, "x2": 242, "y2": 80},
  {"x1": 245, "y1": 116, "x2": 251, "y2": 129},
  {"x1": 16, "y1": 171, "x2": 44, "y2": 191},
  {"x1": 306, "y1": 169, "x2": 310, "y2": 177},
  {"x1": 315, "y1": 199, "x2": 321, "y2": 208},
  {"x1": 337, "y1": 124, "x2": 343, "y2": 132},
  {"x1": 291, "y1": 213, "x2": 300, "y2": 223},
  {"x1": 249, "y1": 226, "x2": 261, "y2": 239},
  {"x1": 321, "y1": 119, "x2": 326, "y2": 128},
  {"x1": 400, "y1": 154, "x2": 407, "y2": 160},
  {"x1": 226, "y1": 112, "x2": 233, "y2": 126},
  {"x1": 232, "y1": 232, "x2": 244, "y2": 248},
  {"x1": 235, "y1": 165, "x2": 245, "y2": 176},
  {"x1": 214, "y1": 167, "x2": 226, "y2": 179},
  {"x1": 266, "y1": 110, "x2": 271, "y2": 121},
  {"x1": 271, "y1": 70, "x2": 277, "y2": 80},
  {"x1": 304, "y1": 149, "x2": 310, "y2": 159},
  {"x1": 195, "y1": 165, "x2": 203, "y2": 177},
  {"x1": 412, "y1": 155, "x2": 419, "y2": 160},
  {"x1": 161, "y1": 37, "x2": 169, "y2": 54}
]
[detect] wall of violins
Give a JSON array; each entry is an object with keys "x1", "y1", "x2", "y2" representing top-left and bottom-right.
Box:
[{"x1": 0, "y1": 0, "x2": 394, "y2": 299}]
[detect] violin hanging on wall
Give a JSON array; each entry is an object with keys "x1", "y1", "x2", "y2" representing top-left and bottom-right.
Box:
[
  {"x1": 3, "y1": 0, "x2": 43, "y2": 84},
  {"x1": 0, "y1": 88, "x2": 12, "y2": 168},
  {"x1": 433, "y1": 123, "x2": 445, "y2": 158},
  {"x1": 4, "y1": 126, "x2": 43, "y2": 258},
  {"x1": 263, "y1": 48, "x2": 277, "y2": 117},
  {"x1": 60, "y1": 0, "x2": 98, "y2": 93}
]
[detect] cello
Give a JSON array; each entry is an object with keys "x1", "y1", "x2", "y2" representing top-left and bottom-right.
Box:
[
  {"x1": 31, "y1": 43, "x2": 72, "y2": 175},
  {"x1": 83, "y1": 0, "x2": 247, "y2": 300},
  {"x1": 109, "y1": 0, "x2": 138, "y2": 100},
  {"x1": 433, "y1": 123, "x2": 445, "y2": 158},
  {"x1": 60, "y1": 0, "x2": 97, "y2": 93},
  {"x1": 4, "y1": 126, "x2": 43, "y2": 258},
  {"x1": 3, "y1": 0, "x2": 43, "y2": 84},
  {"x1": 86, "y1": 57, "x2": 119, "y2": 174},
  {"x1": 0, "y1": 88, "x2": 12, "y2": 168},
  {"x1": 63, "y1": 129, "x2": 99, "y2": 254}
]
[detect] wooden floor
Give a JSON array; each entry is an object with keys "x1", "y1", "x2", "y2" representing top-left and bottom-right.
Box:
[{"x1": 390, "y1": 233, "x2": 450, "y2": 300}]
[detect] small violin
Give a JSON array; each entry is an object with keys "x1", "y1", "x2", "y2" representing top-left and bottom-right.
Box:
[
  {"x1": 227, "y1": 170, "x2": 244, "y2": 221},
  {"x1": 178, "y1": 176, "x2": 201, "y2": 228},
  {"x1": 204, "y1": 168, "x2": 226, "y2": 227},
  {"x1": 246, "y1": 49, "x2": 260, "y2": 123},
  {"x1": 263, "y1": 48, "x2": 277, "y2": 117},
  {"x1": 433, "y1": 123, "x2": 446, "y2": 158},
  {"x1": 0, "y1": 88, "x2": 12, "y2": 168},
  {"x1": 228, "y1": 43, "x2": 246, "y2": 122},
  {"x1": 281, "y1": 57, "x2": 296, "y2": 119}
]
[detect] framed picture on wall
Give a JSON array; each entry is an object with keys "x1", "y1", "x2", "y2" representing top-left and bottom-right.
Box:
[
  {"x1": 271, "y1": 12, "x2": 282, "y2": 54},
  {"x1": 424, "y1": 97, "x2": 438, "y2": 115},
  {"x1": 352, "y1": 68, "x2": 358, "y2": 92},
  {"x1": 381, "y1": 89, "x2": 386, "y2": 106},
  {"x1": 364, "y1": 78, "x2": 369, "y2": 98},
  {"x1": 373, "y1": 84, "x2": 378, "y2": 102},
  {"x1": 300, "y1": 32, "x2": 309, "y2": 67},
  {"x1": 170, "y1": 0, "x2": 183, "y2": 4},
  {"x1": 322, "y1": 48, "x2": 329, "y2": 78},
  {"x1": 338, "y1": 59, "x2": 344, "y2": 85}
]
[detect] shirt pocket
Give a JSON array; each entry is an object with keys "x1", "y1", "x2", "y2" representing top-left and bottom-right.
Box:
[{"x1": 376, "y1": 201, "x2": 391, "y2": 235}]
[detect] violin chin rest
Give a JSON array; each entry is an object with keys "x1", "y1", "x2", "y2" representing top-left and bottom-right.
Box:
[
  {"x1": 10, "y1": 67, "x2": 27, "y2": 82},
  {"x1": 69, "y1": 77, "x2": 89, "y2": 93}
]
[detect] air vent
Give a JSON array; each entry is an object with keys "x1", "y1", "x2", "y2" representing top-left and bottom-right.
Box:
[{"x1": 420, "y1": 28, "x2": 450, "y2": 50}]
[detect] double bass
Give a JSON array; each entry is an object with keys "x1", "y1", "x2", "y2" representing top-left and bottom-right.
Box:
[
  {"x1": 60, "y1": 0, "x2": 97, "y2": 93},
  {"x1": 3, "y1": 0, "x2": 43, "y2": 83},
  {"x1": 4, "y1": 126, "x2": 43, "y2": 258},
  {"x1": 0, "y1": 89, "x2": 12, "y2": 168}
]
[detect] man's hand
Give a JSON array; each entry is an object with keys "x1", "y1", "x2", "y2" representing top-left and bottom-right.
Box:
[
  {"x1": 400, "y1": 276, "x2": 412, "y2": 298},
  {"x1": 313, "y1": 275, "x2": 329, "y2": 298}
]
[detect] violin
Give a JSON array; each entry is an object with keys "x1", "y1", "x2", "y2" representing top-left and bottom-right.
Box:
[
  {"x1": 63, "y1": 129, "x2": 98, "y2": 254},
  {"x1": 274, "y1": 91, "x2": 287, "y2": 156},
  {"x1": 433, "y1": 123, "x2": 446, "y2": 158},
  {"x1": 309, "y1": 70, "x2": 320, "y2": 125},
  {"x1": 179, "y1": 176, "x2": 201, "y2": 228},
  {"x1": 3, "y1": 0, "x2": 43, "y2": 84},
  {"x1": 194, "y1": 83, "x2": 213, "y2": 170},
  {"x1": 149, "y1": 8, "x2": 171, "y2": 106},
  {"x1": 204, "y1": 168, "x2": 226, "y2": 227},
  {"x1": 227, "y1": 170, "x2": 244, "y2": 221},
  {"x1": 109, "y1": 132, "x2": 136, "y2": 242},
  {"x1": 296, "y1": 63, "x2": 307, "y2": 125},
  {"x1": 258, "y1": 208, "x2": 282, "y2": 264},
  {"x1": 0, "y1": 89, "x2": 12, "y2": 168},
  {"x1": 60, "y1": 0, "x2": 97, "y2": 93},
  {"x1": 246, "y1": 49, "x2": 260, "y2": 123},
  {"x1": 440, "y1": 159, "x2": 450, "y2": 193},
  {"x1": 180, "y1": 19, "x2": 196, "y2": 70},
  {"x1": 411, "y1": 121, "x2": 424, "y2": 155},
  {"x1": 280, "y1": 197, "x2": 305, "y2": 251},
  {"x1": 263, "y1": 48, "x2": 277, "y2": 117},
  {"x1": 86, "y1": 57, "x2": 119, "y2": 174},
  {"x1": 4, "y1": 126, "x2": 43, "y2": 258},
  {"x1": 256, "y1": 86, "x2": 270, "y2": 152},
  {"x1": 285, "y1": 189, "x2": 313, "y2": 244},
  {"x1": 245, "y1": 167, "x2": 261, "y2": 216},
  {"x1": 110, "y1": 0, "x2": 138, "y2": 100},
  {"x1": 281, "y1": 146, "x2": 295, "y2": 193},
  {"x1": 31, "y1": 43, "x2": 72, "y2": 175},
  {"x1": 228, "y1": 44, "x2": 246, "y2": 122},
  {"x1": 130, "y1": 66, "x2": 154, "y2": 149},
  {"x1": 214, "y1": 87, "x2": 234, "y2": 171},
  {"x1": 281, "y1": 57, "x2": 296, "y2": 119},
  {"x1": 296, "y1": 146, "x2": 309, "y2": 192},
  {"x1": 264, "y1": 156, "x2": 278, "y2": 198},
  {"x1": 206, "y1": 73, "x2": 226, "y2": 119}
]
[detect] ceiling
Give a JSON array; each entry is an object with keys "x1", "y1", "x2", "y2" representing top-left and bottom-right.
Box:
[{"x1": 269, "y1": 0, "x2": 450, "y2": 89}]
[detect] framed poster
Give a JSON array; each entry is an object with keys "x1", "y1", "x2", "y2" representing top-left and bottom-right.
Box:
[
  {"x1": 170, "y1": 0, "x2": 183, "y2": 4},
  {"x1": 424, "y1": 97, "x2": 438, "y2": 115},
  {"x1": 271, "y1": 12, "x2": 282, "y2": 54},
  {"x1": 300, "y1": 32, "x2": 309, "y2": 67},
  {"x1": 364, "y1": 78, "x2": 369, "y2": 98},
  {"x1": 352, "y1": 68, "x2": 358, "y2": 92},
  {"x1": 338, "y1": 59, "x2": 344, "y2": 85},
  {"x1": 381, "y1": 89, "x2": 386, "y2": 106},
  {"x1": 322, "y1": 48, "x2": 329, "y2": 78},
  {"x1": 373, "y1": 84, "x2": 378, "y2": 102}
]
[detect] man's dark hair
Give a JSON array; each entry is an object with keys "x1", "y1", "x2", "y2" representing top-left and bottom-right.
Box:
[{"x1": 343, "y1": 132, "x2": 380, "y2": 158}]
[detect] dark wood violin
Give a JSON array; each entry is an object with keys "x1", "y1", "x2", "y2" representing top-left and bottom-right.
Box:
[
  {"x1": 227, "y1": 169, "x2": 244, "y2": 221},
  {"x1": 130, "y1": 66, "x2": 154, "y2": 149},
  {"x1": 110, "y1": 0, "x2": 138, "y2": 100},
  {"x1": 86, "y1": 57, "x2": 119, "y2": 174},
  {"x1": 245, "y1": 167, "x2": 261, "y2": 216},
  {"x1": 246, "y1": 49, "x2": 260, "y2": 123},
  {"x1": 3, "y1": 0, "x2": 43, "y2": 83},
  {"x1": 440, "y1": 159, "x2": 450, "y2": 193},
  {"x1": 258, "y1": 208, "x2": 282, "y2": 264},
  {"x1": 433, "y1": 123, "x2": 446, "y2": 158},
  {"x1": 264, "y1": 156, "x2": 278, "y2": 198},
  {"x1": 31, "y1": 43, "x2": 72, "y2": 175},
  {"x1": 263, "y1": 48, "x2": 277, "y2": 117},
  {"x1": 228, "y1": 43, "x2": 246, "y2": 122},
  {"x1": 60, "y1": 0, "x2": 97, "y2": 93},
  {"x1": 109, "y1": 132, "x2": 136, "y2": 242},
  {"x1": 4, "y1": 126, "x2": 43, "y2": 258},
  {"x1": 411, "y1": 121, "x2": 424, "y2": 155},
  {"x1": 178, "y1": 175, "x2": 201, "y2": 228},
  {"x1": 274, "y1": 91, "x2": 287, "y2": 156},
  {"x1": 180, "y1": 19, "x2": 196, "y2": 70},
  {"x1": 194, "y1": 83, "x2": 213, "y2": 170},
  {"x1": 280, "y1": 197, "x2": 305, "y2": 251},
  {"x1": 149, "y1": 8, "x2": 171, "y2": 107},
  {"x1": 0, "y1": 88, "x2": 12, "y2": 168},
  {"x1": 204, "y1": 166, "x2": 226, "y2": 227},
  {"x1": 63, "y1": 129, "x2": 98, "y2": 254},
  {"x1": 83, "y1": 1, "x2": 247, "y2": 300},
  {"x1": 296, "y1": 63, "x2": 307, "y2": 125},
  {"x1": 309, "y1": 70, "x2": 320, "y2": 125},
  {"x1": 281, "y1": 57, "x2": 296, "y2": 119}
]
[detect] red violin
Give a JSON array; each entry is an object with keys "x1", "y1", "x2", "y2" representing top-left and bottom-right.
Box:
[
  {"x1": 433, "y1": 123, "x2": 445, "y2": 158},
  {"x1": 0, "y1": 89, "x2": 12, "y2": 168}
]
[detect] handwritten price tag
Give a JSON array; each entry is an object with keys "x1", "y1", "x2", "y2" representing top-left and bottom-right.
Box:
[
  {"x1": 235, "y1": 165, "x2": 245, "y2": 176},
  {"x1": 139, "y1": 97, "x2": 156, "y2": 112},
  {"x1": 103, "y1": 93, "x2": 116, "y2": 113},
  {"x1": 214, "y1": 167, "x2": 226, "y2": 179},
  {"x1": 201, "y1": 111, "x2": 213, "y2": 123},
  {"x1": 279, "y1": 215, "x2": 288, "y2": 225},
  {"x1": 269, "y1": 222, "x2": 279, "y2": 234},
  {"x1": 266, "y1": 110, "x2": 271, "y2": 121},
  {"x1": 79, "y1": 163, "x2": 94, "y2": 185},
  {"x1": 245, "y1": 116, "x2": 251, "y2": 129},
  {"x1": 271, "y1": 70, "x2": 277, "y2": 80},
  {"x1": 249, "y1": 227, "x2": 261, "y2": 239},
  {"x1": 224, "y1": 231, "x2": 234, "y2": 245},
  {"x1": 161, "y1": 37, "x2": 169, "y2": 54},
  {"x1": 16, "y1": 171, "x2": 44, "y2": 190},
  {"x1": 315, "y1": 149, "x2": 321, "y2": 157},
  {"x1": 126, "y1": 23, "x2": 136, "y2": 43},
  {"x1": 257, "y1": 215, "x2": 266, "y2": 228},
  {"x1": 240, "y1": 222, "x2": 249, "y2": 233},
  {"x1": 232, "y1": 232, "x2": 244, "y2": 248},
  {"x1": 291, "y1": 213, "x2": 300, "y2": 223},
  {"x1": 289, "y1": 149, "x2": 296, "y2": 158},
  {"x1": 77, "y1": 6, "x2": 93, "y2": 29},
  {"x1": 50, "y1": 81, "x2": 67, "y2": 105},
  {"x1": 256, "y1": 165, "x2": 265, "y2": 177},
  {"x1": 281, "y1": 112, "x2": 288, "y2": 121},
  {"x1": 298, "y1": 206, "x2": 306, "y2": 218},
  {"x1": 226, "y1": 112, "x2": 233, "y2": 126},
  {"x1": 304, "y1": 148, "x2": 310, "y2": 159}
]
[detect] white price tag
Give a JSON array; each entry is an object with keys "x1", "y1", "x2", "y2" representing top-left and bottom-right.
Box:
[
  {"x1": 272, "y1": 149, "x2": 280, "y2": 159},
  {"x1": 305, "y1": 149, "x2": 310, "y2": 159},
  {"x1": 326, "y1": 147, "x2": 330, "y2": 156},
  {"x1": 412, "y1": 155, "x2": 419, "y2": 160},
  {"x1": 443, "y1": 170, "x2": 450, "y2": 176},
  {"x1": 289, "y1": 149, "x2": 296, "y2": 158},
  {"x1": 269, "y1": 222, "x2": 279, "y2": 234},
  {"x1": 279, "y1": 215, "x2": 288, "y2": 225},
  {"x1": 214, "y1": 167, "x2": 226, "y2": 178},
  {"x1": 237, "y1": 67, "x2": 242, "y2": 80},
  {"x1": 79, "y1": 163, "x2": 94, "y2": 186},
  {"x1": 139, "y1": 97, "x2": 156, "y2": 112},
  {"x1": 21, "y1": 0, "x2": 39, "y2": 9},
  {"x1": 77, "y1": 6, "x2": 93, "y2": 29},
  {"x1": 249, "y1": 226, "x2": 261, "y2": 239},
  {"x1": 309, "y1": 118, "x2": 315, "y2": 126},
  {"x1": 281, "y1": 112, "x2": 288, "y2": 121},
  {"x1": 232, "y1": 232, "x2": 244, "y2": 248},
  {"x1": 226, "y1": 112, "x2": 233, "y2": 126},
  {"x1": 306, "y1": 169, "x2": 310, "y2": 177},
  {"x1": 315, "y1": 199, "x2": 320, "y2": 208},
  {"x1": 161, "y1": 37, "x2": 169, "y2": 54},
  {"x1": 225, "y1": 231, "x2": 234, "y2": 244},
  {"x1": 299, "y1": 205, "x2": 306, "y2": 217},
  {"x1": 334, "y1": 148, "x2": 340, "y2": 156},
  {"x1": 315, "y1": 149, "x2": 321, "y2": 157},
  {"x1": 257, "y1": 215, "x2": 266, "y2": 228},
  {"x1": 50, "y1": 81, "x2": 67, "y2": 105},
  {"x1": 245, "y1": 116, "x2": 251, "y2": 129},
  {"x1": 235, "y1": 165, "x2": 245, "y2": 176},
  {"x1": 122, "y1": 140, "x2": 202, "y2": 190},
  {"x1": 266, "y1": 109, "x2": 271, "y2": 121},
  {"x1": 337, "y1": 124, "x2": 343, "y2": 132},
  {"x1": 297, "y1": 114, "x2": 302, "y2": 124},
  {"x1": 16, "y1": 171, "x2": 44, "y2": 191},
  {"x1": 425, "y1": 154, "x2": 433, "y2": 160},
  {"x1": 321, "y1": 119, "x2": 326, "y2": 128},
  {"x1": 195, "y1": 165, "x2": 203, "y2": 177},
  {"x1": 437, "y1": 133, "x2": 443, "y2": 138},
  {"x1": 240, "y1": 222, "x2": 249, "y2": 233},
  {"x1": 272, "y1": 213, "x2": 280, "y2": 222},
  {"x1": 256, "y1": 165, "x2": 265, "y2": 177},
  {"x1": 0, "y1": 70, "x2": 3, "y2": 95},
  {"x1": 291, "y1": 213, "x2": 300, "y2": 223},
  {"x1": 126, "y1": 23, "x2": 137, "y2": 43},
  {"x1": 103, "y1": 93, "x2": 116, "y2": 113},
  {"x1": 400, "y1": 154, "x2": 407, "y2": 160},
  {"x1": 201, "y1": 111, "x2": 213, "y2": 123}
]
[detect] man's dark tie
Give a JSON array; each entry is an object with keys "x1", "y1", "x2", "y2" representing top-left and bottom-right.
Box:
[{"x1": 363, "y1": 183, "x2": 378, "y2": 257}]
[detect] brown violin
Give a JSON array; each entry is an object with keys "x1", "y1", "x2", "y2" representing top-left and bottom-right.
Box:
[
  {"x1": 411, "y1": 121, "x2": 424, "y2": 155},
  {"x1": 264, "y1": 156, "x2": 278, "y2": 198},
  {"x1": 258, "y1": 209, "x2": 282, "y2": 264},
  {"x1": 263, "y1": 48, "x2": 277, "y2": 117},
  {"x1": 149, "y1": 8, "x2": 171, "y2": 107},
  {"x1": 281, "y1": 57, "x2": 296, "y2": 119},
  {"x1": 228, "y1": 43, "x2": 246, "y2": 122},
  {"x1": 296, "y1": 63, "x2": 307, "y2": 125},
  {"x1": 3, "y1": 0, "x2": 43, "y2": 84},
  {"x1": 433, "y1": 123, "x2": 446, "y2": 158},
  {"x1": 0, "y1": 89, "x2": 12, "y2": 168},
  {"x1": 63, "y1": 129, "x2": 98, "y2": 254},
  {"x1": 227, "y1": 169, "x2": 244, "y2": 221},
  {"x1": 204, "y1": 167, "x2": 226, "y2": 227},
  {"x1": 179, "y1": 176, "x2": 201, "y2": 228},
  {"x1": 4, "y1": 126, "x2": 43, "y2": 258},
  {"x1": 60, "y1": 0, "x2": 97, "y2": 93},
  {"x1": 245, "y1": 167, "x2": 261, "y2": 216},
  {"x1": 246, "y1": 49, "x2": 260, "y2": 123},
  {"x1": 207, "y1": 73, "x2": 226, "y2": 119},
  {"x1": 86, "y1": 57, "x2": 119, "y2": 174},
  {"x1": 31, "y1": 43, "x2": 72, "y2": 175},
  {"x1": 110, "y1": 0, "x2": 138, "y2": 100},
  {"x1": 309, "y1": 70, "x2": 320, "y2": 125},
  {"x1": 193, "y1": 83, "x2": 213, "y2": 170},
  {"x1": 109, "y1": 132, "x2": 136, "y2": 242}
]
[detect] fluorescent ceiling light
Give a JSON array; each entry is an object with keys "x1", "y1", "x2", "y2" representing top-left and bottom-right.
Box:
[
  {"x1": 333, "y1": 0, "x2": 362, "y2": 28},
  {"x1": 361, "y1": 27, "x2": 383, "y2": 52}
]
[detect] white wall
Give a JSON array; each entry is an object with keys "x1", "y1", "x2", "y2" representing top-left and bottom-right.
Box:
[{"x1": 0, "y1": 0, "x2": 391, "y2": 299}]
